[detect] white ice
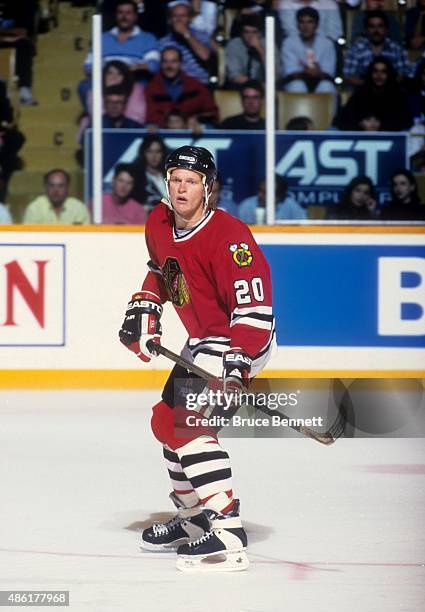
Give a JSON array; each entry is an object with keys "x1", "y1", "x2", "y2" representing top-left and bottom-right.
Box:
[{"x1": 0, "y1": 391, "x2": 424, "y2": 612}]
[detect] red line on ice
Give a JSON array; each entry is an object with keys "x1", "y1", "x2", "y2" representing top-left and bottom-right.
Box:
[{"x1": 0, "y1": 547, "x2": 423, "y2": 573}]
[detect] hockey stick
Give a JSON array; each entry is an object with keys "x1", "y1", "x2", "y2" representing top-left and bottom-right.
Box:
[{"x1": 147, "y1": 340, "x2": 347, "y2": 445}]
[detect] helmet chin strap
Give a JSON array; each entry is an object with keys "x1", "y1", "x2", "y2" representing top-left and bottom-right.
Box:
[
  {"x1": 163, "y1": 174, "x2": 173, "y2": 211},
  {"x1": 202, "y1": 175, "x2": 213, "y2": 209}
]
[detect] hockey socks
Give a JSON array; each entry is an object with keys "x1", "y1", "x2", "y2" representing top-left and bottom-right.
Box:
[
  {"x1": 163, "y1": 446, "x2": 200, "y2": 509},
  {"x1": 176, "y1": 436, "x2": 234, "y2": 514}
]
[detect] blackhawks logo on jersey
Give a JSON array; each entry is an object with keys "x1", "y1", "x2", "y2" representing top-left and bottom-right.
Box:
[
  {"x1": 162, "y1": 257, "x2": 190, "y2": 307},
  {"x1": 229, "y1": 242, "x2": 253, "y2": 268}
]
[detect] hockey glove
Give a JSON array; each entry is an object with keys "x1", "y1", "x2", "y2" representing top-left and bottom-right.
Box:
[
  {"x1": 119, "y1": 292, "x2": 163, "y2": 362},
  {"x1": 222, "y1": 350, "x2": 252, "y2": 394}
]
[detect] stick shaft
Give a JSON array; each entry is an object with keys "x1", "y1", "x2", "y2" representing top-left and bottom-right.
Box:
[{"x1": 147, "y1": 341, "x2": 339, "y2": 445}]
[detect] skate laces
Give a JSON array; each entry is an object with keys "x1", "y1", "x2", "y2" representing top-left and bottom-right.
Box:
[
  {"x1": 152, "y1": 515, "x2": 182, "y2": 537},
  {"x1": 188, "y1": 529, "x2": 214, "y2": 547}
]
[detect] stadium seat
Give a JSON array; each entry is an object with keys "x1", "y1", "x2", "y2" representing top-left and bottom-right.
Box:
[
  {"x1": 277, "y1": 92, "x2": 334, "y2": 130},
  {"x1": 307, "y1": 205, "x2": 327, "y2": 220},
  {"x1": 415, "y1": 174, "x2": 425, "y2": 204},
  {"x1": 382, "y1": 0, "x2": 399, "y2": 10},
  {"x1": 345, "y1": 7, "x2": 356, "y2": 42},
  {"x1": 0, "y1": 48, "x2": 20, "y2": 117},
  {"x1": 0, "y1": 48, "x2": 17, "y2": 93},
  {"x1": 216, "y1": 46, "x2": 227, "y2": 87},
  {"x1": 224, "y1": 9, "x2": 237, "y2": 39},
  {"x1": 214, "y1": 89, "x2": 243, "y2": 122},
  {"x1": 48, "y1": 0, "x2": 60, "y2": 27}
]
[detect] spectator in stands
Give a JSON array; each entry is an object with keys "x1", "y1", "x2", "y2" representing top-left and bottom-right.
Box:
[
  {"x1": 326, "y1": 176, "x2": 377, "y2": 220},
  {"x1": 145, "y1": 46, "x2": 217, "y2": 128},
  {"x1": 218, "y1": 80, "x2": 265, "y2": 129},
  {"x1": 276, "y1": 0, "x2": 343, "y2": 43},
  {"x1": 101, "y1": 163, "x2": 147, "y2": 224},
  {"x1": 102, "y1": 86, "x2": 144, "y2": 128},
  {"x1": 0, "y1": 80, "x2": 25, "y2": 198},
  {"x1": 238, "y1": 175, "x2": 307, "y2": 223},
  {"x1": 164, "y1": 108, "x2": 188, "y2": 128},
  {"x1": 405, "y1": 0, "x2": 425, "y2": 51},
  {"x1": 281, "y1": 7, "x2": 336, "y2": 93},
  {"x1": 163, "y1": 108, "x2": 202, "y2": 134},
  {"x1": 101, "y1": 0, "x2": 169, "y2": 38},
  {"x1": 162, "y1": 107, "x2": 204, "y2": 133},
  {"x1": 211, "y1": 174, "x2": 239, "y2": 217},
  {"x1": 80, "y1": 0, "x2": 159, "y2": 105},
  {"x1": 224, "y1": 14, "x2": 270, "y2": 87},
  {"x1": 350, "y1": 0, "x2": 402, "y2": 44},
  {"x1": 23, "y1": 169, "x2": 90, "y2": 224},
  {"x1": 191, "y1": 0, "x2": 218, "y2": 36},
  {"x1": 380, "y1": 170, "x2": 425, "y2": 221},
  {"x1": 285, "y1": 115, "x2": 316, "y2": 130},
  {"x1": 333, "y1": 57, "x2": 412, "y2": 131},
  {"x1": 131, "y1": 134, "x2": 169, "y2": 209},
  {"x1": 2, "y1": 0, "x2": 39, "y2": 37},
  {"x1": 343, "y1": 11, "x2": 413, "y2": 87},
  {"x1": 228, "y1": 1, "x2": 284, "y2": 46},
  {"x1": 77, "y1": 83, "x2": 144, "y2": 167},
  {"x1": 158, "y1": 0, "x2": 213, "y2": 85},
  {"x1": 0, "y1": 10, "x2": 37, "y2": 104}
]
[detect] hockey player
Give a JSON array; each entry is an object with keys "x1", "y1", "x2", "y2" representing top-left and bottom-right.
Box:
[{"x1": 119, "y1": 145, "x2": 275, "y2": 572}]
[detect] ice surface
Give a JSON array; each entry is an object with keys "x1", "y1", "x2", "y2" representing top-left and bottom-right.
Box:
[{"x1": 0, "y1": 391, "x2": 424, "y2": 612}]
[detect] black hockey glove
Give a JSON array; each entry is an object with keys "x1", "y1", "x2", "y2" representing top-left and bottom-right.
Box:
[
  {"x1": 119, "y1": 292, "x2": 163, "y2": 362},
  {"x1": 222, "y1": 350, "x2": 252, "y2": 394}
]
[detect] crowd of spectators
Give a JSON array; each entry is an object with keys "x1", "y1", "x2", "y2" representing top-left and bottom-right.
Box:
[
  {"x1": 1, "y1": 0, "x2": 425, "y2": 224},
  {"x1": 12, "y1": 155, "x2": 425, "y2": 225}
]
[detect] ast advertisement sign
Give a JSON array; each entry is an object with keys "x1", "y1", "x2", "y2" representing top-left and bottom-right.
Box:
[{"x1": 85, "y1": 130, "x2": 407, "y2": 206}]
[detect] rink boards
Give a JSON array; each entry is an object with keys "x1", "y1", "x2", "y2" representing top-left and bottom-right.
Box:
[{"x1": 0, "y1": 225, "x2": 424, "y2": 388}]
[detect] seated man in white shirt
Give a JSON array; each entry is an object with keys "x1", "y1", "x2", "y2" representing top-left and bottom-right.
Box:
[
  {"x1": 281, "y1": 6, "x2": 336, "y2": 93},
  {"x1": 277, "y1": 0, "x2": 343, "y2": 42}
]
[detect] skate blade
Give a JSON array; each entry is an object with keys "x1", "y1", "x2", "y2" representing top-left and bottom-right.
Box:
[
  {"x1": 140, "y1": 542, "x2": 178, "y2": 552},
  {"x1": 176, "y1": 551, "x2": 249, "y2": 573}
]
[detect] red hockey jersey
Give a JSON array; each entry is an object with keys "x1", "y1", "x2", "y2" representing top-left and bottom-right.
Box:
[{"x1": 141, "y1": 203, "x2": 275, "y2": 362}]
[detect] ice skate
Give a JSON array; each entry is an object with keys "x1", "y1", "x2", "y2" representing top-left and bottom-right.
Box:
[
  {"x1": 141, "y1": 493, "x2": 210, "y2": 551},
  {"x1": 176, "y1": 503, "x2": 249, "y2": 572}
]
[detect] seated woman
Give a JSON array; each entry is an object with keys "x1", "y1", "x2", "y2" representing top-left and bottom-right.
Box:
[
  {"x1": 380, "y1": 169, "x2": 425, "y2": 221},
  {"x1": 333, "y1": 57, "x2": 413, "y2": 132},
  {"x1": 101, "y1": 164, "x2": 147, "y2": 225},
  {"x1": 326, "y1": 176, "x2": 378, "y2": 220},
  {"x1": 78, "y1": 60, "x2": 146, "y2": 140},
  {"x1": 130, "y1": 135, "x2": 169, "y2": 212}
]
